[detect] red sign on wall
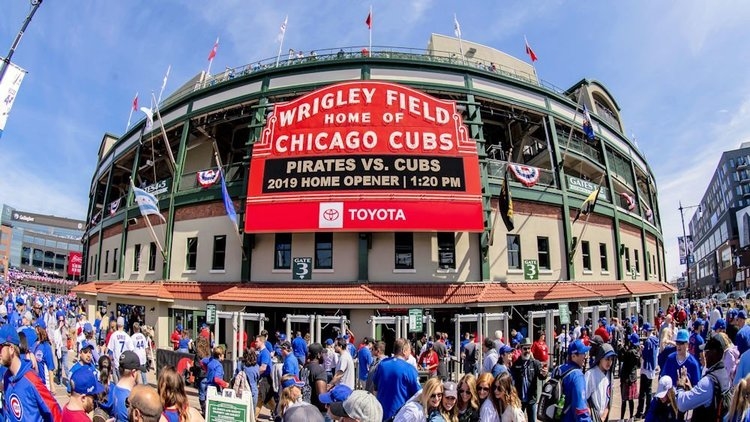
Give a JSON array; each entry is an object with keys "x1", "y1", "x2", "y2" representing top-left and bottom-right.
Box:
[
  {"x1": 68, "y1": 251, "x2": 82, "y2": 276},
  {"x1": 245, "y1": 81, "x2": 483, "y2": 232}
]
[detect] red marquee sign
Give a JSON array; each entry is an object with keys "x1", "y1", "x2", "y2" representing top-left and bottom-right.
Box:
[
  {"x1": 245, "y1": 81, "x2": 483, "y2": 232},
  {"x1": 67, "y1": 251, "x2": 82, "y2": 276}
]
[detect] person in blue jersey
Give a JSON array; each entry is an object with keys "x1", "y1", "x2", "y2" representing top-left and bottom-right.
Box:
[
  {"x1": 32, "y1": 322, "x2": 56, "y2": 391},
  {"x1": 70, "y1": 340, "x2": 99, "y2": 379},
  {"x1": 688, "y1": 319, "x2": 705, "y2": 371},
  {"x1": 372, "y1": 338, "x2": 421, "y2": 421},
  {"x1": 255, "y1": 334, "x2": 276, "y2": 420},
  {"x1": 280, "y1": 341, "x2": 300, "y2": 377},
  {"x1": 662, "y1": 329, "x2": 701, "y2": 388},
  {"x1": 635, "y1": 323, "x2": 660, "y2": 419},
  {"x1": 675, "y1": 334, "x2": 731, "y2": 419},
  {"x1": 200, "y1": 345, "x2": 228, "y2": 416},
  {"x1": 735, "y1": 311, "x2": 750, "y2": 355},
  {"x1": 357, "y1": 337, "x2": 373, "y2": 389},
  {"x1": 0, "y1": 324, "x2": 62, "y2": 421},
  {"x1": 104, "y1": 350, "x2": 144, "y2": 422},
  {"x1": 556, "y1": 339, "x2": 593, "y2": 422},
  {"x1": 292, "y1": 331, "x2": 308, "y2": 366},
  {"x1": 7, "y1": 297, "x2": 25, "y2": 329}
]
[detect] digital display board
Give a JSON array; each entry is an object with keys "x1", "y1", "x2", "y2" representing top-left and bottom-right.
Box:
[{"x1": 245, "y1": 81, "x2": 483, "y2": 232}]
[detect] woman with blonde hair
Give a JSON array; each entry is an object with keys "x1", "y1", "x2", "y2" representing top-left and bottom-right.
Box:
[
  {"x1": 727, "y1": 374, "x2": 750, "y2": 422},
  {"x1": 644, "y1": 376, "x2": 678, "y2": 422},
  {"x1": 394, "y1": 377, "x2": 446, "y2": 421},
  {"x1": 456, "y1": 374, "x2": 480, "y2": 422},
  {"x1": 475, "y1": 372, "x2": 494, "y2": 409},
  {"x1": 158, "y1": 366, "x2": 204, "y2": 422},
  {"x1": 495, "y1": 372, "x2": 525, "y2": 422},
  {"x1": 276, "y1": 374, "x2": 305, "y2": 421}
]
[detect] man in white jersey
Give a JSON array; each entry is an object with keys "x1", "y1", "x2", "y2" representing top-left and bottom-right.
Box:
[
  {"x1": 107, "y1": 316, "x2": 134, "y2": 382},
  {"x1": 130, "y1": 322, "x2": 150, "y2": 385}
]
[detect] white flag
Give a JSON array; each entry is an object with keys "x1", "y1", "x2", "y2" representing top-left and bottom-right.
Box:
[
  {"x1": 133, "y1": 186, "x2": 165, "y2": 221},
  {"x1": 0, "y1": 61, "x2": 26, "y2": 138},
  {"x1": 453, "y1": 14, "x2": 461, "y2": 38},
  {"x1": 140, "y1": 107, "x2": 153, "y2": 131}
]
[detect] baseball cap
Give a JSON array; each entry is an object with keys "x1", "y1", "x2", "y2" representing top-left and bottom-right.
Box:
[
  {"x1": 280, "y1": 341, "x2": 292, "y2": 350},
  {"x1": 0, "y1": 325, "x2": 19, "y2": 346},
  {"x1": 701, "y1": 333, "x2": 729, "y2": 353},
  {"x1": 599, "y1": 317, "x2": 607, "y2": 325},
  {"x1": 498, "y1": 344, "x2": 514, "y2": 354},
  {"x1": 443, "y1": 381, "x2": 458, "y2": 398},
  {"x1": 119, "y1": 350, "x2": 145, "y2": 371},
  {"x1": 739, "y1": 310, "x2": 747, "y2": 319},
  {"x1": 329, "y1": 390, "x2": 383, "y2": 422},
  {"x1": 80, "y1": 340, "x2": 96, "y2": 351},
  {"x1": 176, "y1": 324, "x2": 183, "y2": 331},
  {"x1": 116, "y1": 316, "x2": 125, "y2": 326},
  {"x1": 71, "y1": 367, "x2": 105, "y2": 395},
  {"x1": 729, "y1": 309, "x2": 739, "y2": 319},
  {"x1": 15, "y1": 297, "x2": 24, "y2": 305},
  {"x1": 278, "y1": 333, "x2": 287, "y2": 341},
  {"x1": 325, "y1": 338, "x2": 334, "y2": 346},
  {"x1": 628, "y1": 333, "x2": 640, "y2": 345},
  {"x1": 675, "y1": 329, "x2": 690, "y2": 343},
  {"x1": 283, "y1": 403, "x2": 324, "y2": 422},
  {"x1": 281, "y1": 375, "x2": 305, "y2": 389},
  {"x1": 655, "y1": 376, "x2": 673, "y2": 399},
  {"x1": 693, "y1": 319, "x2": 704, "y2": 328},
  {"x1": 597, "y1": 343, "x2": 617, "y2": 361},
  {"x1": 568, "y1": 339, "x2": 591, "y2": 355},
  {"x1": 83, "y1": 322, "x2": 93, "y2": 333},
  {"x1": 642, "y1": 323, "x2": 652, "y2": 332},
  {"x1": 714, "y1": 319, "x2": 727, "y2": 330},
  {"x1": 34, "y1": 319, "x2": 47, "y2": 329},
  {"x1": 319, "y1": 384, "x2": 353, "y2": 404}
]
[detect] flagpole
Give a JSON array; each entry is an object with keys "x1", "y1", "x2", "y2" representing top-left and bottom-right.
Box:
[
  {"x1": 130, "y1": 178, "x2": 167, "y2": 260},
  {"x1": 368, "y1": 5, "x2": 372, "y2": 53},
  {"x1": 157, "y1": 65, "x2": 170, "y2": 105},
  {"x1": 126, "y1": 92, "x2": 138, "y2": 131},
  {"x1": 455, "y1": 14, "x2": 465, "y2": 65},
  {"x1": 559, "y1": 88, "x2": 585, "y2": 168},
  {"x1": 276, "y1": 15, "x2": 288, "y2": 67},
  {"x1": 151, "y1": 93, "x2": 177, "y2": 175}
]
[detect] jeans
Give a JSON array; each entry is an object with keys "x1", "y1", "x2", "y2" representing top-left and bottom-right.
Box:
[
  {"x1": 140, "y1": 370, "x2": 148, "y2": 385},
  {"x1": 522, "y1": 402, "x2": 537, "y2": 422},
  {"x1": 56, "y1": 350, "x2": 71, "y2": 385},
  {"x1": 637, "y1": 373, "x2": 654, "y2": 415}
]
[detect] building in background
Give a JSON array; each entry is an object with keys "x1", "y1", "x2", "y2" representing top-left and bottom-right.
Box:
[
  {"x1": 688, "y1": 143, "x2": 750, "y2": 294},
  {"x1": 0, "y1": 204, "x2": 85, "y2": 280},
  {"x1": 75, "y1": 34, "x2": 673, "y2": 350}
]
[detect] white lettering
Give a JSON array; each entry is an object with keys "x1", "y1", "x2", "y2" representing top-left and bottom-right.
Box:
[{"x1": 347, "y1": 208, "x2": 406, "y2": 221}]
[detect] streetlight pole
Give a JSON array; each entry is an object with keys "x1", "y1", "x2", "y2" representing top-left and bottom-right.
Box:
[
  {"x1": 0, "y1": 0, "x2": 43, "y2": 86},
  {"x1": 679, "y1": 201, "x2": 701, "y2": 298}
]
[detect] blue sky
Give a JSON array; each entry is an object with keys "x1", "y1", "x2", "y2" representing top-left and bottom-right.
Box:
[{"x1": 2, "y1": 1, "x2": 750, "y2": 281}]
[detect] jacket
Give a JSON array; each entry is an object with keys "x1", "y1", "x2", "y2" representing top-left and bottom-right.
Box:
[
  {"x1": 510, "y1": 355, "x2": 545, "y2": 404},
  {"x1": 2, "y1": 357, "x2": 62, "y2": 422},
  {"x1": 556, "y1": 361, "x2": 592, "y2": 422}
]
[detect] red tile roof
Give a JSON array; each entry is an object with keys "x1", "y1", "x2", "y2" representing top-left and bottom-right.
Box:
[
  {"x1": 211, "y1": 283, "x2": 390, "y2": 305},
  {"x1": 70, "y1": 281, "x2": 115, "y2": 295},
  {"x1": 98, "y1": 281, "x2": 175, "y2": 300},
  {"x1": 162, "y1": 282, "x2": 236, "y2": 301}
]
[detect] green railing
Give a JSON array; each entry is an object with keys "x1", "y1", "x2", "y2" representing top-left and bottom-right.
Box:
[{"x1": 486, "y1": 160, "x2": 557, "y2": 188}]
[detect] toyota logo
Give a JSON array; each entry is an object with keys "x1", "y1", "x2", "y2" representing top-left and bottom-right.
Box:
[{"x1": 322, "y1": 208, "x2": 340, "y2": 221}]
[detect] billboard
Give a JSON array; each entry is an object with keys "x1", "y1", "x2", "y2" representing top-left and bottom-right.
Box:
[
  {"x1": 678, "y1": 235, "x2": 693, "y2": 265},
  {"x1": 245, "y1": 81, "x2": 483, "y2": 232},
  {"x1": 67, "y1": 251, "x2": 82, "y2": 276}
]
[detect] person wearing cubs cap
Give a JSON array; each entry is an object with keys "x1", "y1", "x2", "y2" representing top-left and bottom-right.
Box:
[
  {"x1": 0, "y1": 324, "x2": 62, "y2": 421},
  {"x1": 63, "y1": 365, "x2": 105, "y2": 420},
  {"x1": 328, "y1": 389, "x2": 383, "y2": 422},
  {"x1": 675, "y1": 334, "x2": 731, "y2": 418},
  {"x1": 552, "y1": 339, "x2": 592, "y2": 422},
  {"x1": 104, "y1": 350, "x2": 144, "y2": 422},
  {"x1": 662, "y1": 329, "x2": 701, "y2": 391}
]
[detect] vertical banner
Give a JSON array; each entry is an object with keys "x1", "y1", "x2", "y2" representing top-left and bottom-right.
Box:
[
  {"x1": 678, "y1": 235, "x2": 694, "y2": 265},
  {"x1": 678, "y1": 236, "x2": 686, "y2": 265},
  {"x1": 0, "y1": 61, "x2": 27, "y2": 138},
  {"x1": 67, "y1": 251, "x2": 83, "y2": 276}
]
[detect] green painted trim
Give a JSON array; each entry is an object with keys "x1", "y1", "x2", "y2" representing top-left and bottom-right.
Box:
[
  {"x1": 94, "y1": 166, "x2": 115, "y2": 280},
  {"x1": 163, "y1": 122, "x2": 192, "y2": 280},
  {"x1": 548, "y1": 114, "x2": 574, "y2": 280},
  {"x1": 600, "y1": 143, "x2": 624, "y2": 280}
]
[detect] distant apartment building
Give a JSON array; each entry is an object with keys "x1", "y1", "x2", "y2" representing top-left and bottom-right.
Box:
[
  {"x1": 688, "y1": 142, "x2": 750, "y2": 293},
  {"x1": 0, "y1": 205, "x2": 85, "y2": 278}
]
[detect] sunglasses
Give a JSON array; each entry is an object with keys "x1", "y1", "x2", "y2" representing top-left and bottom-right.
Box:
[
  {"x1": 477, "y1": 386, "x2": 490, "y2": 392},
  {"x1": 459, "y1": 389, "x2": 471, "y2": 395},
  {"x1": 522, "y1": 347, "x2": 531, "y2": 351},
  {"x1": 430, "y1": 393, "x2": 443, "y2": 399}
]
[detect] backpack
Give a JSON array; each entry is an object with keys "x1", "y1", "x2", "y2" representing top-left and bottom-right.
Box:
[
  {"x1": 706, "y1": 372, "x2": 732, "y2": 422},
  {"x1": 232, "y1": 367, "x2": 251, "y2": 399},
  {"x1": 299, "y1": 366, "x2": 312, "y2": 403},
  {"x1": 537, "y1": 367, "x2": 576, "y2": 422}
]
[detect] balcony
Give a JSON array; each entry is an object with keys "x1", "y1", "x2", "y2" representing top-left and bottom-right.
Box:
[
  {"x1": 486, "y1": 160, "x2": 556, "y2": 188},
  {"x1": 738, "y1": 161, "x2": 748, "y2": 170},
  {"x1": 557, "y1": 131, "x2": 603, "y2": 165},
  {"x1": 741, "y1": 177, "x2": 750, "y2": 185}
]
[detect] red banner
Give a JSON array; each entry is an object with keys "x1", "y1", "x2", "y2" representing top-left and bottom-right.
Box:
[
  {"x1": 68, "y1": 251, "x2": 82, "y2": 276},
  {"x1": 246, "y1": 81, "x2": 483, "y2": 232}
]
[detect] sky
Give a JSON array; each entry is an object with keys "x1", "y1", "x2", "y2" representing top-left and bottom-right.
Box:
[{"x1": 2, "y1": 1, "x2": 750, "y2": 282}]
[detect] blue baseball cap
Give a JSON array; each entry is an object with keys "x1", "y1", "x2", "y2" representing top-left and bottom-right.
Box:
[
  {"x1": 693, "y1": 319, "x2": 704, "y2": 328},
  {"x1": 676, "y1": 329, "x2": 690, "y2": 343},
  {"x1": 278, "y1": 333, "x2": 287, "y2": 341},
  {"x1": 34, "y1": 319, "x2": 46, "y2": 329},
  {"x1": 15, "y1": 297, "x2": 24, "y2": 306},
  {"x1": 281, "y1": 375, "x2": 305, "y2": 389},
  {"x1": 713, "y1": 319, "x2": 727, "y2": 330},
  {"x1": 176, "y1": 324, "x2": 183, "y2": 331},
  {"x1": 642, "y1": 323, "x2": 652, "y2": 332},
  {"x1": 80, "y1": 341, "x2": 96, "y2": 351},
  {"x1": 729, "y1": 309, "x2": 739, "y2": 319},
  {"x1": 71, "y1": 367, "x2": 105, "y2": 395},
  {"x1": 599, "y1": 318, "x2": 607, "y2": 326},
  {"x1": 498, "y1": 344, "x2": 514, "y2": 354},
  {"x1": 629, "y1": 333, "x2": 640, "y2": 345},
  {"x1": 0, "y1": 325, "x2": 19, "y2": 346},
  {"x1": 55, "y1": 310, "x2": 65, "y2": 320},
  {"x1": 83, "y1": 322, "x2": 93, "y2": 333},
  {"x1": 325, "y1": 338, "x2": 334, "y2": 346},
  {"x1": 739, "y1": 310, "x2": 748, "y2": 319},
  {"x1": 319, "y1": 384, "x2": 353, "y2": 404},
  {"x1": 568, "y1": 339, "x2": 591, "y2": 355}
]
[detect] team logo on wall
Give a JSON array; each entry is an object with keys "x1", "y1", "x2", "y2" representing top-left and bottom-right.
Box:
[{"x1": 319, "y1": 202, "x2": 343, "y2": 228}]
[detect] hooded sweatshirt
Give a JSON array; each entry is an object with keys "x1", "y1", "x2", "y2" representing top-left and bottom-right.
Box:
[{"x1": 2, "y1": 357, "x2": 62, "y2": 422}]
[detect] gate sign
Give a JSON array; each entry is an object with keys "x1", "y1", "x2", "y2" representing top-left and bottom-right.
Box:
[
  {"x1": 409, "y1": 308, "x2": 423, "y2": 333},
  {"x1": 558, "y1": 303, "x2": 570, "y2": 325},
  {"x1": 293, "y1": 257, "x2": 312, "y2": 280},
  {"x1": 67, "y1": 251, "x2": 82, "y2": 276},
  {"x1": 246, "y1": 81, "x2": 483, "y2": 233},
  {"x1": 206, "y1": 304, "x2": 217, "y2": 325},
  {"x1": 523, "y1": 259, "x2": 539, "y2": 280}
]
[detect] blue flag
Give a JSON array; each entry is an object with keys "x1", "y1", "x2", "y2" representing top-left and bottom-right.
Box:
[
  {"x1": 220, "y1": 170, "x2": 238, "y2": 227},
  {"x1": 582, "y1": 104, "x2": 595, "y2": 140}
]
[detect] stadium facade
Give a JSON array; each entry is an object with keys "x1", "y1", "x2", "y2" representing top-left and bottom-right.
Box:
[{"x1": 74, "y1": 35, "x2": 674, "y2": 350}]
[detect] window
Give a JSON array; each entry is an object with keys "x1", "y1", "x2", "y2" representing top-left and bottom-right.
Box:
[
  {"x1": 113, "y1": 248, "x2": 118, "y2": 274},
  {"x1": 186, "y1": 237, "x2": 198, "y2": 271},
  {"x1": 635, "y1": 249, "x2": 640, "y2": 273},
  {"x1": 438, "y1": 232, "x2": 456, "y2": 269},
  {"x1": 582, "y1": 241, "x2": 591, "y2": 271},
  {"x1": 212, "y1": 235, "x2": 226, "y2": 270},
  {"x1": 315, "y1": 233, "x2": 333, "y2": 269},
  {"x1": 148, "y1": 242, "x2": 156, "y2": 272},
  {"x1": 537, "y1": 237, "x2": 550, "y2": 269},
  {"x1": 104, "y1": 250, "x2": 110, "y2": 274},
  {"x1": 395, "y1": 232, "x2": 414, "y2": 269},
  {"x1": 646, "y1": 251, "x2": 651, "y2": 274},
  {"x1": 274, "y1": 233, "x2": 292, "y2": 269},
  {"x1": 624, "y1": 247, "x2": 631, "y2": 272},
  {"x1": 507, "y1": 235, "x2": 521, "y2": 269},
  {"x1": 133, "y1": 244, "x2": 141, "y2": 272},
  {"x1": 599, "y1": 243, "x2": 608, "y2": 272}
]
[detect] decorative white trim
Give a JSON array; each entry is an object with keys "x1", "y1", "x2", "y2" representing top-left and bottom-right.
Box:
[
  {"x1": 183, "y1": 270, "x2": 197, "y2": 274},
  {"x1": 209, "y1": 269, "x2": 226, "y2": 274},
  {"x1": 507, "y1": 269, "x2": 523, "y2": 275},
  {"x1": 539, "y1": 269, "x2": 553, "y2": 275},
  {"x1": 601, "y1": 271, "x2": 610, "y2": 276},
  {"x1": 436, "y1": 268, "x2": 457, "y2": 274},
  {"x1": 314, "y1": 269, "x2": 334, "y2": 273},
  {"x1": 582, "y1": 270, "x2": 593, "y2": 275},
  {"x1": 393, "y1": 269, "x2": 417, "y2": 274}
]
